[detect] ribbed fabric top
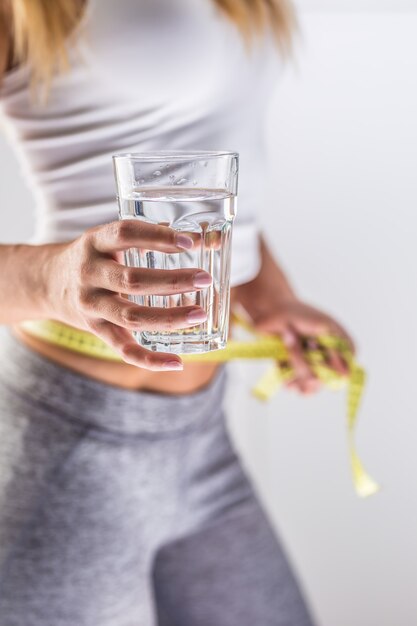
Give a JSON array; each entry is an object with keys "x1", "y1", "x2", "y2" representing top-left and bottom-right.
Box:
[{"x1": 0, "y1": 0, "x2": 282, "y2": 285}]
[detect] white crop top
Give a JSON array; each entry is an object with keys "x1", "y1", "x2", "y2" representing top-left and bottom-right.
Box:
[{"x1": 0, "y1": 0, "x2": 282, "y2": 285}]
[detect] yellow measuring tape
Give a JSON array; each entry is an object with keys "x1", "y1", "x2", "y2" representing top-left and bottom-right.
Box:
[{"x1": 20, "y1": 318, "x2": 379, "y2": 498}]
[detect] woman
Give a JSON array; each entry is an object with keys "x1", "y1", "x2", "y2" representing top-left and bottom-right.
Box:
[{"x1": 0, "y1": 1, "x2": 353, "y2": 624}]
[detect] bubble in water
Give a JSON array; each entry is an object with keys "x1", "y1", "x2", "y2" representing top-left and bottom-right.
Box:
[
  {"x1": 176, "y1": 178, "x2": 187, "y2": 185},
  {"x1": 169, "y1": 174, "x2": 176, "y2": 183},
  {"x1": 192, "y1": 180, "x2": 198, "y2": 186},
  {"x1": 153, "y1": 170, "x2": 161, "y2": 177}
]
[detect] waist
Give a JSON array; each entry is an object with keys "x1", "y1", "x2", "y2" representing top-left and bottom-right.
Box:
[
  {"x1": 12, "y1": 324, "x2": 221, "y2": 394},
  {"x1": 0, "y1": 328, "x2": 227, "y2": 437},
  {"x1": 13, "y1": 287, "x2": 245, "y2": 392}
]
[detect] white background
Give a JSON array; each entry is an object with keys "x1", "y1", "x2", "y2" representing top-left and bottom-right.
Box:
[{"x1": 1, "y1": 7, "x2": 416, "y2": 626}]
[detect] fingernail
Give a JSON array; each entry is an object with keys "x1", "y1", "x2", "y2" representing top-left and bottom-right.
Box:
[
  {"x1": 187, "y1": 309, "x2": 208, "y2": 324},
  {"x1": 193, "y1": 271, "x2": 212, "y2": 288},
  {"x1": 282, "y1": 330, "x2": 296, "y2": 347},
  {"x1": 163, "y1": 360, "x2": 184, "y2": 371},
  {"x1": 176, "y1": 234, "x2": 193, "y2": 250}
]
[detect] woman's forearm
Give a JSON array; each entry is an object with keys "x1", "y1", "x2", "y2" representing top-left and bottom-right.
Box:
[
  {"x1": 0, "y1": 243, "x2": 57, "y2": 324},
  {"x1": 233, "y1": 235, "x2": 297, "y2": 321}
]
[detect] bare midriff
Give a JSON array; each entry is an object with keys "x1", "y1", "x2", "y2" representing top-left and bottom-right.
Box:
[{"x1": 11, "y1": 290, "x2": 240, "y2": 394}]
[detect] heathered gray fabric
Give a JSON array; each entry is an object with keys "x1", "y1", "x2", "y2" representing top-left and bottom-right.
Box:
[{"x1": 0, "y1": 329, "x2": 315, "y2": 626}]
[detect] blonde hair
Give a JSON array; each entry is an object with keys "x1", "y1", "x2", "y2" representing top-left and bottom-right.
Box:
[{"x1": 7, "y1": 0, "x2": 296, "y2": 88}]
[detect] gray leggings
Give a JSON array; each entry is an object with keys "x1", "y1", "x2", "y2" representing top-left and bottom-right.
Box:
[{"x1": 0, "y1": 330, "x2": 315, "y2": 626}]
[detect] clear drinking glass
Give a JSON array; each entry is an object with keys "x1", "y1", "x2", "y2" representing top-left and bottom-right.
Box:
[{"x1": 113, "y1": 151, "x2": 238, "y2": 354}]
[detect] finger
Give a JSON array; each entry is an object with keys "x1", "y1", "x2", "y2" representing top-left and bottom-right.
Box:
[
  {"x1": 206, "y1": 230, "x2": 222, "y2": 250},
  {"x1": 173, "y1": 229, "x2": 222, "y2": 251},
  {"x1": 285, "y1": 377, "x2": 322, "y2": 395},
  {"x1": 326, "y1": 321, "x2": 356, "y2": 354},
  {"x1": 282, "y1": 328, "x2": 317, "y2": 384},
  {"x1": 92, "y1": 294, "x2": 207, "y2": 331},
  {"x1": 306, "y1": 338, "x2": 319, "y2": 351},
  {"x1": 284, "y1": 380, "x2": 298, "y2": 393},
  {"x1": 312, "y1": 315, "x2": 355, "y2": 354},
  {"x1": 94, "y1": 260, "x2": 212, "y2": 295},
  {"x1": 326, "y1": 348, "x2": 350, "y2": 376},
  {"x1": 285, "y1": 379, "x2": 302, "y2": 392},
  {"x1": 287, "y1": 306, "x2": 356, "y2": 355},
  {"x1": 92, "y1": 220, "x2": 194, "y2": 255},
  {"x1": 90, "y1": 320, "x2": 183, "y2": 371},
  {"x1": 301, "y1": 378, "x2": 322, "y2": 394}
]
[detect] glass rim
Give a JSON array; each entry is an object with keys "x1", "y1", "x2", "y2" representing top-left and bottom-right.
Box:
[{"x1": 113, "y1": 150, "x2": 238, "y2": 162}]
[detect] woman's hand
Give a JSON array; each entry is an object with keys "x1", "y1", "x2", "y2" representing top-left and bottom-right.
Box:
[
  {"x1": 233, "y1": 236, "x2": 355, "y2": 395},
  {"x1": 250, "y1": 298, "x2": 355, "y2": 395},
  {"x1": 45, "y1": 220, "x2": 212, "y2": 371}
]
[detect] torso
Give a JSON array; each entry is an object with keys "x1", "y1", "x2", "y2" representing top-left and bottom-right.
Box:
[
  {"x1": 1, "y1": 0, "x2": 281, "y2": 393},
  {"x1": 12, "y1": 288, "x2": 243, "y2": 392}
]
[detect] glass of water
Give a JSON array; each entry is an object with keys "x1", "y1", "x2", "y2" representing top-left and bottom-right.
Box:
[{"x1": 113, "y1": 151, "x2": 238, "y2": 354}]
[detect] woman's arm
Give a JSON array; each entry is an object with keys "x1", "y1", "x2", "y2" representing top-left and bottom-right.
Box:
[
  {"x1": 233, "y1": 237, "x2": 297, "y2": 321},
  {"x1": 233, "y1": 235, "x2": 355, "y2": 394},
  {"x1": 0, "y1": 243, "x2": 58, "y2": 323},
  {"x1": 0, "y1": 224, "x2": 211, "y2": 371}
]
